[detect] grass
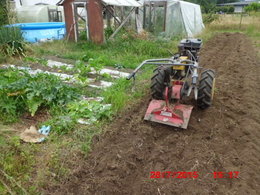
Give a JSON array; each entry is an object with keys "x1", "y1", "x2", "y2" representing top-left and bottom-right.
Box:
[
  {"x1": 30, "y1": 32, "x2": 179, "y2": 69},
  {"x1": 201, "y1": 14, "x2": 260, "y2": 57},
  {"x1": 201, "y1": 14, "x2": 260, "y2": 42},
  {"x1": 0, "y1": 14, "x2": 259, "y2": 194}
]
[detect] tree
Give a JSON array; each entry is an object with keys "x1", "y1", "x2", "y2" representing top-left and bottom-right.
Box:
[
  {"x1": 244, "y1": 2, "x2": 260, "y2": 12},
  {"x1": 184, "y1": 0, "x2": 217, "y2": 13},
  {"x1": 184, "y1": 0, "x2": 239, "y2": 13}
]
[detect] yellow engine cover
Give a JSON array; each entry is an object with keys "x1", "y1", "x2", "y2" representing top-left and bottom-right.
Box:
[{"x1": 173, "y1": 56, "x2": 188, "y2": 70}]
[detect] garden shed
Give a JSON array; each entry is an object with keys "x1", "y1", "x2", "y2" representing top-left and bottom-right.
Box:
[
  {"x1": 57, "y1": 0, "x2": 142, "y2": 43},
  {"x1": 140, "y1": 0, "x2": 205, "y2": 37}
]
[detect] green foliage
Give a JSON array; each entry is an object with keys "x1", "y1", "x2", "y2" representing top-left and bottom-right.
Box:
[
  {"x1": 105, "y1": 27, "x2": 114, "y2": 39},
  {"x1": 0, "y1": 52, "x2": 6, "y2": 63},
  {"x1": 203, "y1": 13, "x2": 219, "y2": 24},
  {"x1": 185, "y1": 0, "x2": 238, "y2": 13},
  {"x1": 245, "y1": 2, "x2": 260, "y2": 13},
  {"x1": 88, "y1": 56, "x2": 106, "y2": 74},
  {"x1": 24, "y1": 56, "x2": 48, "y2": 66},
  {"x1": 43, "y1": 115, "x2": 77, "y2": 134},
  {"x1": 185, "y1": 0, "x2": 216, "y2": 13},
  {"x1": 0, "y1": 0, "x2": 8, "y2": 25},
  {"x1": 43, "y1": 100, "x2": 112, "y2": 134},
  {"x1": 215, "y1": 6, "x2": 235, "y2": 13},
  {"x1": 79, "y1": 30, "x2": 88, "y2": 41},
  {"x1": 0, "y1": 136, "x2": 37, "y2": 194},
  {"x1": 0, "y1": 26, "x2": 26, "y2": 57},
  {"x1": 102, "y1": 78, "x2": 132, "y2": 112},
  {"x1": 32, "y1": 31, "x2": 176, "y2": 69},
  {"x1": 0, "y1": 68, "x2": 80, "y2": 121},
  {"x1": 73, "y1": 60, "x2": 91, "y2": 83},
  {"x1": 68, "y1": 100, "x2": 112, "y2": 121}
]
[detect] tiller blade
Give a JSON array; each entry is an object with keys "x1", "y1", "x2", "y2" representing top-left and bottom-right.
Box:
[
  {"x1": 144, "y1": 85, "x2": 193, "y2": 129},
  {"x1": 144, "y1": 100, "x2": 193, "y2": 129}
]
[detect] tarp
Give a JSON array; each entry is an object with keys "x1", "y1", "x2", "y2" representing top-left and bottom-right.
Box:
[{"x1": 102, "y1": 0, "x2": 142, "y2": 7}]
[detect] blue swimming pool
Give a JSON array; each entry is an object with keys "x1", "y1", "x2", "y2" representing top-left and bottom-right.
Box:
[{"x1": 7, "y1": 22, "x2": 66, "y2": 43}]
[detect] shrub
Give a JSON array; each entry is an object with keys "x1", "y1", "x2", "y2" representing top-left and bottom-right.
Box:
[{"x1": 215, "y1": 6, "x2": 235, "y2": 14}]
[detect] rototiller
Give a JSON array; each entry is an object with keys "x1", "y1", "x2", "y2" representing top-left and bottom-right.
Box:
[{"x1": 127, "y1": 39, "x2": 216, "y2": 129}]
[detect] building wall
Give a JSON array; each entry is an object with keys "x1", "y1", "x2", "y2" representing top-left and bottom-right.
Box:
[
  {"x1": 87, "y1": 0, "x2": 104, "y2": 44},
  {"x1": 234, "y1": 5, "x2": 244, "y2": 13},
  {"x1": 62, "y1": 0, "x2": 77, "y2": 41}
]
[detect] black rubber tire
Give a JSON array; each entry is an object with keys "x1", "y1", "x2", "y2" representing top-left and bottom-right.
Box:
[
  {"x1": 150, "y1": 66, "x2": 171, "y2": 100},
  {"x1": 197, "y1": 69, "x2": 216, "y2": 109}
]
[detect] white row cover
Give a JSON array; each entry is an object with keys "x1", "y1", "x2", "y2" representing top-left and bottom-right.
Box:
[
  {"x1": 166, "y1": 0, "x2": 205, "y2": 37},
  {"x1": 139, "y1": 0, "x2": 204, "y2": 37},
  {"x1": 103, "y1": 0, "x2": 142, "y2": 7}
]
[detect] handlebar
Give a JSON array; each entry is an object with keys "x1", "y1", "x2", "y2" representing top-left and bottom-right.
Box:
[
  {"x1": 126, "y1": 58, "x2": 197, "y2": 80},
  {"x1": 126, "y1": 72, "x2": 136, "y2": 80}
]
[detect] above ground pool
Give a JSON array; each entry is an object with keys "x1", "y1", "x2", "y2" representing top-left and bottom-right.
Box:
[{"x1": 7, "y1": 22, "x2": 66, "y2": 43}]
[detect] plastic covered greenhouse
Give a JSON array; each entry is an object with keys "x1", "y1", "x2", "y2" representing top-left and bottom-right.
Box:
[
  {"x1": 138, "y1": 0, "x2": 205, "y2": 38},
  {"x1": 16, "y1": 5, "x2": 64, "y2": 23}
]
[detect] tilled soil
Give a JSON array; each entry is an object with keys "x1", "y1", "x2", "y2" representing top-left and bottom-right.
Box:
[{"x1": 48, "y1": 33, "x2": 260, "y2": 195}]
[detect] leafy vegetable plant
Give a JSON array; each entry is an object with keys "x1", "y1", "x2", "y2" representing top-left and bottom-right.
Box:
[{"x1": 0, "y1": 68, "x2": 80, "y2": 121}]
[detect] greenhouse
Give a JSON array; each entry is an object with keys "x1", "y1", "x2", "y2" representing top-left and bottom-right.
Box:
[
  {"x1": 139, "y1": 0, "x2": 205, "y2": 37},
  {"x1": 16, "y1": 4, "x2": 64, "y2": 23}
]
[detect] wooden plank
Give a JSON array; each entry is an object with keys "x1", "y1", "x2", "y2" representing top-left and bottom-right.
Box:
[{"x1": 108, "y1": 7, "x2": 136, "y2": 40}]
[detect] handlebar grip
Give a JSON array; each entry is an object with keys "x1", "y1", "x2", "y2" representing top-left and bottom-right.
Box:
[{"x1": 126, "y1": 72, "x2": 135, "y2": 80}]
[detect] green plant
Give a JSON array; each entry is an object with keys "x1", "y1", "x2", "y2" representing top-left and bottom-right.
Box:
[
  {"x1": 0, "y1": 136, "x2": 37, "y2": 194},
  {"x1": 203, "y1": 13, "x2": 219, "y2": 24},
  {"x1": 24, "y1": 56, "x2": 48, "y2": 66},
  {"x1": 245, "y1": 2, "x2": 260, "y2": 13},
  {"x1": 43, "y1": 100, "x2": 112, "y2": 134},
  {"x1": 215, "y1": 6, "x2": 235, "y2": 14},
  {"x1": 79, "y1": 30, "x2": 88, "y2": 41},
  {"x1": 43, "y1": 115, "x2": 77, "y2": 134},
  {"x1": 105, "y1": 27, "x2": 114, "y2": 39},
  {"x1": 102, "y1": 78, "x2": 132, "y2": 112},
  {"x1": 88, "y1": 57, "x2": 106, "y2": 75},
  {"x1": 0, "y1": 52, "x2": 7, "y2": 63},
  {"x1": 0, "y1": 1, "x2": 8, "y2": 25},
  {"x1": 0, "y1": 26, "x2": 26, "y2": 57},
  {"x1": 68, "y1": 100, "x2": 112, "y2": 121},
  {"x1": 72, "y1": 60, "x2": 91, "y2": 83},
  {"x1": 0, "y1": 68, "x2": 80, "y2": 121}
]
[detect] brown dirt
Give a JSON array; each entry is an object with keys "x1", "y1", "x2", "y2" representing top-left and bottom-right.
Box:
[
  {"x1": 8, "y1": 109, "x2": 51, "y2": 135},
  {"x1": 46, "y1": 33, "x2": 260, "y2": 195}
]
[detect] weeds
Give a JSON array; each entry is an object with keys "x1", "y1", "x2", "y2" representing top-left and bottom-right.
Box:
[
  {"x1": 31, "y1": 32, "x2": 177, "y2": 69},
  {"x1": 0, "y1": 136, "x2": 37, "y2": 194},
  {"x1": 24, "y1": 56, "x2": 48, "y2": 66},
  {"x1": 0, "y1": 26, "x2": 26, "y2": 57}
]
